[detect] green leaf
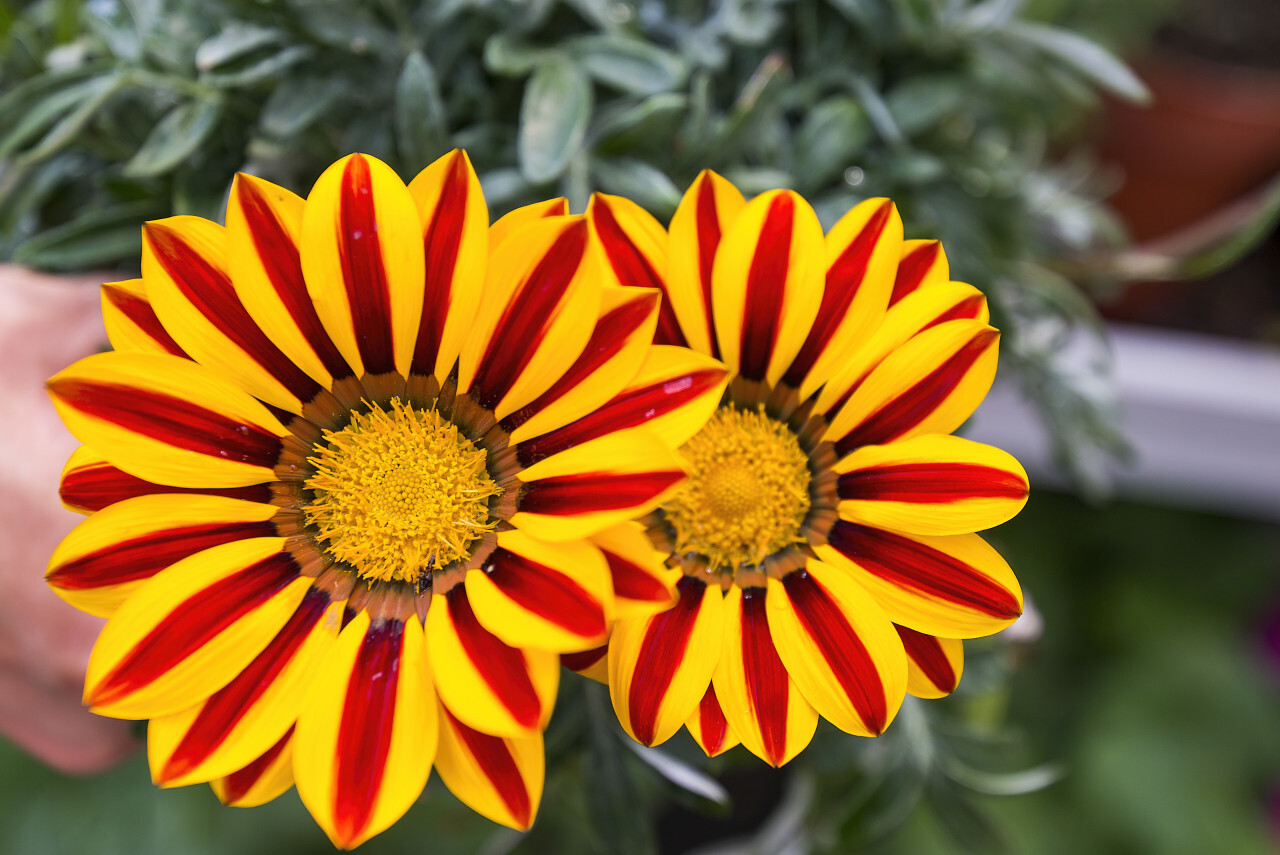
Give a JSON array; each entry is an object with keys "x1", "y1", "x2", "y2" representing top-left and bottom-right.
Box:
[
  {"x1": 123, "y1": 96, "x2": 223, "y2": 178},
  {"x1": 1003, "y1": 22, "x2": 1150, "y2": 104},
  {"x1": 794, "y1": 96, "x2": 872, "y2": 186},
  {"x1": 0, "y1": 72, "x2": 114, "y2": 157},
  {"x1": 394, "y1": 51, "x2": 449, "y2": 171},
  {"x1": 12, "y1": 199, "x2": 161, "y2": 270},
  {"x1": 621, "y1": 740, "x2": 730, "y2": 808},
  {"x1": 483, "y1": 32, "x2": 547, "y2": 77},
  {"x1": 258, "y1": 76, "x2": 343, "y2": 138},
  {"x1": 590, "y1": 158, "x2": 681, "y2": 216},
  {"x1": 518, "y1": 56, "x2": 592, "y2": 184},
  {"x1": 13, "y1": 73, "x2": 126, "y2": 164},
  {"x1": 194, "y1": 24, "x2": 285, "y2": 72},
  {"x1": 582, "y1": 684, "x2": 657, "y2": 855},
  {"x1": 567, "y1": 35, "x2": 688, "y2": 96},
  {"x1": 926, "y1": 779, "x2": 1009, "y2": 854},
  {"x1": 885, "y1": 76, "x2": 966, "y2": 136},
  {"x1": 593, "y1": 93, "x2": 688, "y2": 151},
  {"x1": 202, "y1": 45, "x2": 313, "y2": 88}
]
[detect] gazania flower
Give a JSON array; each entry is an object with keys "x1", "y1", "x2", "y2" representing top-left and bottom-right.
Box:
[
  {"x1": 577, "y1": 175, "x2": 1028, "y2": 765},
  {"x1": 45, "y1": 151, "x2": 727, "y2": 848}
]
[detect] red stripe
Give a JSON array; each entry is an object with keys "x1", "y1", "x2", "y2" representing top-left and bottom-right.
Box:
[
  {"x1": 161, "y1": 588, "x2": 329, "y2": 781},
  {"x1": 895, "y1": 625, "x2": 957, "y2": 693},
  {"x1": 515, "y1": 367, "x2": 725, "y2": 466},
  {"x1": 834, "y1": 328, "x2": 997, "y2": 455},
  {"x1": 738, "y1": 587, "x2": 790, "y2": 765},
  {"x1": 739, "y1": 195, "x2": 794, "y2": 382},
  {"x1": 517, "y1": 470, "x2": 684, "y2": 516},
  {"x1": 483, "y1": 547, "x2": 605, "y2": 640},
  {"x1": 445, "y1": 708, "x2": 532, "y2": 828},
  {"x1": 592, "y1": 197, "x2": 688, "y2": 348},
  {"x1": 922, "y1": 294, "x2": 985, "y2": 330},
  {"x1": 501, "y1": 290, "x2": 659, "y2": 432},
  {"x1": 628, "y1": 577, "x2": 705, "y2": 745},
  {"x1": 447, "y1": 588, "x2": 541, "y2": 730},
  {"x1": 49, "y1": 520, "x2": 277, "y2": 591},
  {"x1": 696, "y1": 684, "x2": 730, "y2": 755},
  {"x1": 218, "y1": 726, "x2": 292, "y2": 804},
  {"x1": 412, "y1": 151, "x2": 470, "y2": 376},
  {"x1": 470, "y1": 221, "x2": 589, "y2": 410},
  {"x1": 827, "y1": 521, "x2": 1020, "y2": 619},
  {"x1": 781, "y1": 570, "x2": 887, "y2": 734},
  {"x1": 837, "y1": 461, "x2": 1027, "y2": 504},
  {"x1": 50, "y1": 379, "x2": 282, "y2": 467},
  {"x1": 605, "y1": 550, "x2": 671, "y2": 603},
  {"x1": 333, "y1": 618, "x2": 404, "y2": 845},
  {"x1": 889, "y1": 241, "x2": 941, "y2": 307},
  {"x1": 101, "y1": 284, "x2": 188, "y2": 357},
  {"x1": 561, "y1": 644, "x2": 607, "y2": 673},
  {"x1": 337, "y1": 154, "x2": 397, "y2": 376},
  {"x1": 694, "y1": 177, "x2": 722, "y2": 358},
  {"x1": 60, "y1": 462, "x2": 273, "y2": 513},
  {"x1": 783, "y1": 200, "x2": 892, "y2": 388},
  {"x1": 236, "y1": 178, "x2": 351, "y2": 380},
  {"x1": 87, "y1": 553, "x2": 300, "y2": 707},
  {"x1": 146, "y1": 223, "x2": 321, "y2": 401}
]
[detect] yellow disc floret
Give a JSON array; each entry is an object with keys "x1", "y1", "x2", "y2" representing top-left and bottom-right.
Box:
[
  {"x1": 304, "y1": 399, "x2": 500, "y2": 583},
  {"x1": 663, "y1": 406, "x2": 811, "y2": 570}
]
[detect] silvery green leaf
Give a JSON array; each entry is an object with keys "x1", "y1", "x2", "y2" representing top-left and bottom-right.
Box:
[
  {"x1": 518, "y1": 56, "x2": 592, "y2": 184},
  {"x1": 202, "y1": 45, "x2": 313, "y2": 88},
  {"x1": 258, "y1": 77, "x2": 343, "y2": 138},
  {"x1": 13, "y1": 199, "x2": 162, "y2": 270},
  {"x1": 124, "y1": 96, "x2": 223, "y2": 178},
  {"x1": 794, "y1": 96, "x2": 872, "y2": 186},
  {"x1": 593, "y1": 93, "x2": 688, "y2": 149},
  {"x1": 194, "y1": 24, "x2": 284, "y2": 72},
  {"x1": 622, "y1": 740, "x2": 730, "y2": 807},
  {"x1": 0, "y1": 73, "x2": 115, "y2": 157},
  {"x1": 1003, "y1": 22, "x2": 1150, "y2": 104},
  {"x1": 568, "y1": 35, "x2": 689, "y2": 95},
  {"x1": 591, "y1": 157, "x2": 681, "y2": 216},
  {"x1": 479, "y1": 168, "x2": 529, "y2": 208},
  {"x1": 484, "y1": 32, "x2": 548, "y2": 77},
  {"x1": 395, "y1": 51, "x2": 449, "y2": 170},
  {"x1": 14, "y1": 73, "x2": 126, "y2": 164},
  {"x1": 885, "y1": 76, "x2": 966, "y2": 136}
]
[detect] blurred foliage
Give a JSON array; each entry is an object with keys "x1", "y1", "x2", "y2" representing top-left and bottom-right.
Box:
[{"x1": 0, "y1": 0, "x2": 1161, "y2": 492}]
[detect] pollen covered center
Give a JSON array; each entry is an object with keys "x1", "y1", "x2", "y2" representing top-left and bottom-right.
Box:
[
  {"x1": 664, "y1": 406, "x2": 811, "y2": 570},
  {"x1": 304, "y1": 399, "x2": 500, "y2": 583}
]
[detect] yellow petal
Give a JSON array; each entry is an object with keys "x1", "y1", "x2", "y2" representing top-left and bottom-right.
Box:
[
  {"x1": 100, "y1": 278, "x2": 187, "y2": 357},
  {"x1": 435, "y1": 702, "x2": 545, "y2": 831},
  {"x1": 667, "y1": 170, "x2": 747, "y2": 356}
]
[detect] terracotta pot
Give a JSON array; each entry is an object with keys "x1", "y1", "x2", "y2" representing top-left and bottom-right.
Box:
[{"x1": 1101, "y1": 49, "x2": 1280, "y2": 243}]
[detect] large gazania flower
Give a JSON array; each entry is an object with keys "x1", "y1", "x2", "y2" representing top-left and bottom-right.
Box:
[
  {"x1": 45, "y1": 151, "x2": 727, "y2": 848},
  {"x1": 574, "y1": 175, "x2": 1028, "y2": 765}
]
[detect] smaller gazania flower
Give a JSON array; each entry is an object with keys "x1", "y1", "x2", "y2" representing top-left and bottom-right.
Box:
[
  {"x1": 45, "y1": 151, "x2": 727, "y2": 847},
  {"x1": 572, "y1": 175, "x2": 1028, "y2": 766}
]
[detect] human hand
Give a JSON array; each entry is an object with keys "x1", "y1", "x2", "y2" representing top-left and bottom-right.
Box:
[{"x1": 0, "y1": 265, "x2": 138, "y2": 774}]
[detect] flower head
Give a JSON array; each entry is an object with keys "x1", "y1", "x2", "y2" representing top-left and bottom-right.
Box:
[
  {"x1": 45, "y1": 151, "x2": 728, "y2": 847},
  {"x1": 582, "y1": 174, "x2": 1028, "y2": 765}
]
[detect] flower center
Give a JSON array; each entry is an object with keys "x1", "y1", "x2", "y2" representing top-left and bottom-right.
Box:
[
  {"x1": 663, "y1": 406, "x2": 811, "y2": 570},
  {"x1": 304, "y1": 399, "x2": 500, "y2": 583}
]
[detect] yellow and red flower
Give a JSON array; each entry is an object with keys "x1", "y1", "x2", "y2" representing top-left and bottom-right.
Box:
[
  {"x1": 45, "y1": 151, "x2": 727, "y2": 847},
  {"x1": 580, "y1": 175, "x2": 1027, "y2": 766}
]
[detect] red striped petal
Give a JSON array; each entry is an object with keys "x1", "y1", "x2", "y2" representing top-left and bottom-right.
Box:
[
  {"x1": 895, "y1": 625, "x2": 959, "y2": 695},
  {"x1": 216, "y1": 727, "x2": 293, "y2": 805},
  {"x1": 48, "y1": 379, "x2": 283, "y2": 468},
  {"x1": 783, "y1": 199, "x2": 893, "y2": 387},
  {"x1": 445, "y1": 587, "x2": 543, "y2": 731},
  {"x1": 159, "y1": 587, "x2": 330, "y2": 781},
  {"x1": 737, "y1": 194, "x2": 795, "y2": 382},
  {"x1": 838, "y1": 461, "x2": 1029, "y2": 504},
  {"x1": 517, "y1": 470, "x2": 685, "y2": 516},
  {"x1": 469, "y1": 220, "x2": 590, "y2": 410},
  {"x1": 628, "y1": 577, "x2": 708, "y2": 745},
  {"x1": 335, "y1": 155, "x2": 399, "y2": 376},
  {"x1": 738, "y1": 588, "x2": 790, "y2": 764},
  {"x1": 562, "y1": 644, "x2": 607, "y2": 675},
  {"x1": 145, "y1": 221, "x2": 322, "y2": 403},
  {"x1": 590, "y1": 194, "x2": 686, "y2": 347},
  {"x1": 440, "y1": 707, "x2": 534, "y2": 828},
  {"x1": 87, "y1": 552, "x2": 300, "y2": 708},
  {"x1": 515, "y1": 366, "x2": 725, "y2": 466},
  {"x1": 834, "y1": 327, "x2": 998, "y2": 455},
  {"x1": 480, "y1": 547, "x2": 606, "y2": 641},
  {"x1": 691, "y1": 684, "x2": 733, "y2": 757},
  {"x1": 826, "y1": 522, "x2": 1021, "y2": 620},
  {"x1": 232, "y1": 175, "x2": 350, "y2": 381},
  {"x1": 889, "y1": 240, "x2": 945, "y2": 307},
  {"x1": 59, "y1": 454, "x2": 272, "y2": 514},
  {"x1": 101, "y1": 281, "x2": 188, "y2": 357}
]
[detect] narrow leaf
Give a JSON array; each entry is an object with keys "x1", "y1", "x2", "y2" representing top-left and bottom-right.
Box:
[
  {"x1": 394, "y1": 51, "x2": 449, "y2": 170},
  {"x1": 1005, "y1": 22, "x2": 1150, "y2": 104},
  {"x1": 568, "y1": 35, "x2": 688, "y2": 96},
  {"x1": 123, "y1": 96, "x2": 223, "y2": 178},
  {"x1": 518, "y1": 55, "x2": 592, "y2": 184}
]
